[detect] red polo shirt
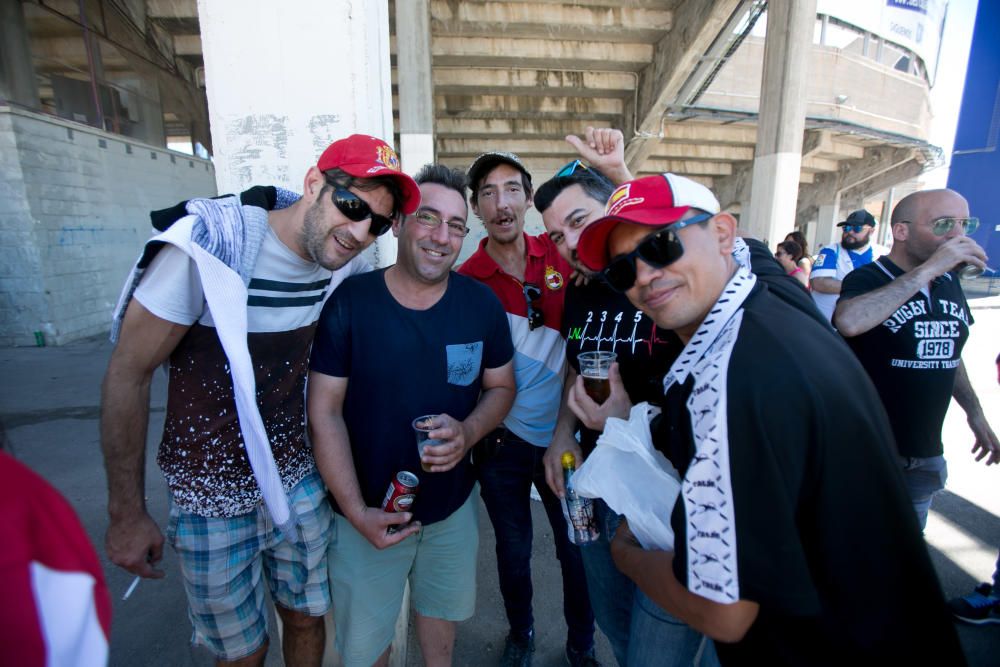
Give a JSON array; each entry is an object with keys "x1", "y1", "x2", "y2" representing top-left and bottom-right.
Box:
[
  {"x1": 458, "y1": 233, "x2": 572, "y2": 445},
  {"x1": 458, "y1": 233, "x2": 570, "y2": 329}
]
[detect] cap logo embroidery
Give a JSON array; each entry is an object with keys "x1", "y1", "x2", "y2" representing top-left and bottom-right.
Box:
[
  {"x1": 376, "y1": 144, "x2": 401, "y2": 171},
  {"x1": 606, "y1": 184, "x2": 631, "y2": 214},
  {"x1": 544, "y1": 265, "x2": 564, "y2": 291}
]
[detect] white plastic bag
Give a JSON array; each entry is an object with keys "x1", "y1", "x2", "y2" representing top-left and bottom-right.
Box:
[{"x1": 572, "y1": 402, "x2": 681, "y2": 551}]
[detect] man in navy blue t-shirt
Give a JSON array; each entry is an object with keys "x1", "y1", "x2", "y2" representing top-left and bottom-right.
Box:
[{"x1": 308, "y1": 165, "x2": 515, "y2": 667}]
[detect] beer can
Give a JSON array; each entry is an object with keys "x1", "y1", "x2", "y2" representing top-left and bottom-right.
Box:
[{"x1": 381, "y1": 471, "x2": 419, "y2": 513}]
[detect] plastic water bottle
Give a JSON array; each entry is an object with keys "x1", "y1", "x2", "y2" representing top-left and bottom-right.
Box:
[{"x1": 561, "y1": 452, "x2": 599, "y2": 544}]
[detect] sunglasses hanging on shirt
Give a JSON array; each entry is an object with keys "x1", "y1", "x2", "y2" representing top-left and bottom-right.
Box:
[{"x1": 523, "y1": 283, "x2": 544, "y2": 330}]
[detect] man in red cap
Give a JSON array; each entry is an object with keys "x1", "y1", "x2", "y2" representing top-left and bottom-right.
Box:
[
  {"x1": 101, "y1": 134, "x2": 418, "y2": 666},
  {"x1": 568, "y1": 173, "x2": 966, "y2": 665}
]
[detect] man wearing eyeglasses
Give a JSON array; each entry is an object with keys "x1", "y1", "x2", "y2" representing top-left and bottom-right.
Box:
[
  {"x1": 101, "y1": 134, "x2": 418, "y2": 666},
  {"x1": 569, "y1": 174, "x2": 965, "y2": 664},
  {"x1": 835, "y1": 188, "x2": 999, "y2": 530},
  {"x1": 308, "y1": 164, "x2": 515, "y2": 667},
  {"x1": 457, "y1": 153, "x2": 598, "y2": 666},
  {"x1": 810, "y1": 209, "x2": 887, "y2": 323}
]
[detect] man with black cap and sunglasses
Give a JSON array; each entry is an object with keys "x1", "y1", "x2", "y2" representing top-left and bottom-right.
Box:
[
  {"x1": 810, "y1": 208, "x2": 887, "y2": 323},
  {"x1": 568, "y1": 174, "x2": 965, "y2": 665},
  {"x1": 835, "y1": 188, "x2": 999, "y2": 531},
  {"x1": 101, "y1": 134, "x2": 418, "y2": 666},
  {"x1": 457, "y1": 152, "x2": 598, "y2": 666}
]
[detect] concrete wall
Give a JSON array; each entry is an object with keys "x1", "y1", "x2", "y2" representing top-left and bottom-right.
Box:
[
  {"x1": 701, "y1": 37, "x2": 931, "y2": 140},
  {"x1": 0, "y1": 106, "x2": 216, "y2": 347}
]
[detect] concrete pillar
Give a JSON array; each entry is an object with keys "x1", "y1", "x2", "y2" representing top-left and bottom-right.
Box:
[
  {"x1": 744, "y1": 0, "x2": 817, "y2": 245},
  {"x1": 197, "y1": 0, "x2": 398, "y2": 266},
  {"x1": 0, "y1": 0, "x2": 40, "y2": 108},
  {"x1": 816, "y1": 200, "x2": 840, "y2": 251},
  {"x1": 395, "y1": 0, "x2": 435, "y2": 173}
]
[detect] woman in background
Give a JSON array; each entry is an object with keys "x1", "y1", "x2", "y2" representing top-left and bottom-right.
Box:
[
  {"x1": 785, "y1": 230, "x2": 813, "y2": 279},
  {"x1": 776, "y1": 240, "x2": 810, "y2": 289}
]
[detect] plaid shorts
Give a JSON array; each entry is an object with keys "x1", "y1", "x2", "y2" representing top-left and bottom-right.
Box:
[{"x1": 166, "y1": 469, "x2": 333, "y2": 661}]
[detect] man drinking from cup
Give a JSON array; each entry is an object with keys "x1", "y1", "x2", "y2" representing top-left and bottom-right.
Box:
[{"x1": 834, "y1": 187, "x2": 998, "y2": 529}]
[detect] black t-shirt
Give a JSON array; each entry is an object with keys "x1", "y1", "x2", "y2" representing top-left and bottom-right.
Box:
[
  {"x1": 310, "y1": 269, "x2": 514, "y2": 524},
  {"x1": 560, "y1": 239, "x2": 824, "y2": 455},
  {"x1": 561, "y1": 277, "x2": 681, "y2": 454},
  {"x1": 653, "y1": 272, "x2": 964, "y2": 666},
  {"x1": 840, "y1": 257, "x2": 973, "y2": 458}
]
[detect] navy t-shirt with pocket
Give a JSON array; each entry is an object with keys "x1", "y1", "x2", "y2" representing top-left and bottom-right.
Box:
[{"x1": 310, "y1": 268, "x2": 513, "y2": 524}]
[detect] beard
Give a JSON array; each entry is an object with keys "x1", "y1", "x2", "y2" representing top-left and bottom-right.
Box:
[
  {"x1": 841, "y1": 232, "x2": 871, "y2": 250},
  {"x1": 300, "y1": 199, "x2": 358, "y2": 270}
]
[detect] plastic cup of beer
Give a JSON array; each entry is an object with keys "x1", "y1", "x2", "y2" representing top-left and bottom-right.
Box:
[
  {"x1": 957, "y1": 262, "x2": 984, "y2": 279},
  {"x1": 577, "y1": 351, "x2": 617, "y2": 404},
  {"x1": 413, "y1": 415, "x2": 442, "y2": 472}
]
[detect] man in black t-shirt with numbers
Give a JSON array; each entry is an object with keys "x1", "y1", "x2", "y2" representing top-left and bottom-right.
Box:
[{"x1": 836, "y1": 188, "x2": 1000, "y2": 530}]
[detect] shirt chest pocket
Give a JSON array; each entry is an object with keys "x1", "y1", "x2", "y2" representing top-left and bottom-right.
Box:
[{"x1": 446, "y1": 342, "x2": 483, "y2": 387}]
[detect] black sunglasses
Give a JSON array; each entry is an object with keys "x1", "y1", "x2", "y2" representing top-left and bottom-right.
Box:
[
  {"x1": 523, "y1": 283, "x2": 544, "y2": 330},
  {"x1": 330, "y1": 185, "x2": 395, "y2": 237},
  {"x1": 602, "y1": 212, "x2": 714, "y2": 292}
]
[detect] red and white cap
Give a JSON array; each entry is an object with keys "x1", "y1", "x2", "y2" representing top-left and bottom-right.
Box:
[
  {"x1": 316, "y1": 134, "x2": 420, "y2": 214},
  {"x1": 576, "y1": 173, "x2": 720, "y2": 271}
]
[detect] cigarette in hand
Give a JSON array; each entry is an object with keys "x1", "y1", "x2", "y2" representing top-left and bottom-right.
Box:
[{"x1": 122, "y1": 575, "x2": 141, "y2": 601}]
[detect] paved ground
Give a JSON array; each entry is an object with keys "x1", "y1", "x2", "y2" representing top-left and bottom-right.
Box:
[{"x1": 2, "y1": 293, "x2": 998, "y2": 666}]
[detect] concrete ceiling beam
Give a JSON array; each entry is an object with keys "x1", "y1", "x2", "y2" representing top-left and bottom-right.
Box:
[
  {"x1": 644, "y1": 159, "x2": 734, "y2": 176},
  {"x1": 439, "y1": 137, "x2": 588, "y2": 156},
  {"x1": 147, "y1": 0, "x2": 198, "y2": 19},
  {"x1": 436, "y1": 94, "x2": 623, "y2": 116},
  {"x1": 800, "y1": 155, "x2": 839, "y2": 172},
  {"x1": 652, "y1": 143, "x2": 754, "y2": 161},
  {"x1": 425, "y1": 68, "x2": 634, "y2": 98},
  {"x1": 659, "y1": 120, "x2": 757, "y2": 145},
  {"x1": 436, "y1": 110, "x2": 622, "y2": 122},
  {"x1": 827, "y1": 140, "x2": 866, "y2": 160},
  {"x1": 624, "y1": 0, "x2": 744, "y2": 171},
  {"x1": 429, "y1": 1, "x2": 671, "y2": 43},
  {"x1": 801, "y1": 129, "x2": 831, "y2": 158},
  {"x1": 173, "y1": 34, "x2": 202, "y2": 56},
  {"x1": 434, "y1": 117, "x2": 616, "y2": 138},
  {"x1": 427, "y1": 37, "x2": 652, "y2": 71}
]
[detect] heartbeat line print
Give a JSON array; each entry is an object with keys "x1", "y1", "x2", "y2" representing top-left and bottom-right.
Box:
[{"x1": 567, "y1": 319, "x2": 674, "y2": 355}]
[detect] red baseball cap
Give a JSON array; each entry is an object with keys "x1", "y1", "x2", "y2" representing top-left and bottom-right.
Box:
[
  {"x1": 316, "y1": 134, "x2": 420, "y2": 214},
  {"x1": 576, "y1": 173, "x2": 720, "y2": 271}
]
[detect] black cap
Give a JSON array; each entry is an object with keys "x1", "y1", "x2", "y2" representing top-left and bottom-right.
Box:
[
  {"x1": 838, "y1": 209, "x2": 876, "y2": 227},
  {"x1": 467, "y1": 151, "x2": 533, "y2": 195}
]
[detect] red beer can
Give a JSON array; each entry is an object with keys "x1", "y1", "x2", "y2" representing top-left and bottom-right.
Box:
[{"x1": 381, "y1": 471, "x2": 419, "y2": 513}]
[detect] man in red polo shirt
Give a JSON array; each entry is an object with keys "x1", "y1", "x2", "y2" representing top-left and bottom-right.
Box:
[{"x1": 458, "y1": 152, "x2": 598, "y2": 667}]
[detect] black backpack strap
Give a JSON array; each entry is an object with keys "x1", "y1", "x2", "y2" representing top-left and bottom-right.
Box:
[{"x1": 149, "y1": 185, "x2": 279, "y2": 231}]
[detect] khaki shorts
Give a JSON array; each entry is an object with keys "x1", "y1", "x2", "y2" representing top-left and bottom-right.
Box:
[{"x1": 328, "y1": 488, "x2": 479, "y2": 667}]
